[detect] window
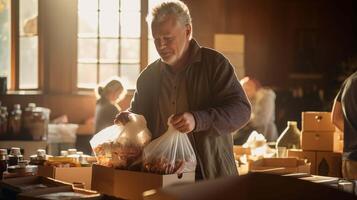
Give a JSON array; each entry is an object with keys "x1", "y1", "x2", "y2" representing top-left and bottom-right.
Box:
[
  {"x1": 0, "y1": 0, "x2": 39, "y2": 90},
  {"x1": 147, "y1": 0, "x2": 165, "y2": 64},
  {"x1": 77, "y1": 0, "x2": 141, "y2": 90},
  {"x1": 0, "y1": 0, "x2": 11, "y2": 88}
]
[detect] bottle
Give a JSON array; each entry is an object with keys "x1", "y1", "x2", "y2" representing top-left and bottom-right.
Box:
[
  {"x1": 275, "y1": 121, "x2": 301, "y2": 157},
  {"x1": 8, "y1": 104, "x2": 22, "y2": 137},
  {"x1": 0, "y1": 107, "x2": 8, "y2": 136},
  {"x1": 0, "y1": 149, "x2": 8, "y2": 179},
  {"x1": 8, "y1": 147, "x2": 23, "y2": 166},
  {"x1": 22, "y1": 103, "x2": 36, "y2": 135}
]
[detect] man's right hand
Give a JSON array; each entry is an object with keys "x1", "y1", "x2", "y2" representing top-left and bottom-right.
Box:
[{"x1": 114, "y1": 111, "x2": 131, "y2": 125}]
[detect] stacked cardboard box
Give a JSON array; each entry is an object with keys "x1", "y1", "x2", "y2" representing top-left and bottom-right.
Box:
[{"x1": 288, "y1": 112, "x2": 343, "y2": 177}]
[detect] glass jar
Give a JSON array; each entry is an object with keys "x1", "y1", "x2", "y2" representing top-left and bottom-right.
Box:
[
  {"x1": 8, "y1": 147, "x2": 23, "y2": 166},
  {"x1": 0, "y1": 149, "x2": 8, "y2": 179},
  {"x1": 29, "y1": 149, "x2": 47, "y2": 165},
  {"x1": 275, "y1": 121, "x2": 301, "y2": 157},
  {"x1": 8, "y1": 104, "x2": 22, "y2": 136},
  {"x1": 22, "y1": 103, "x2": 36, "y2": 135},
  {"x1": 0, "y1": 106, "x2": 8, "y2": 136},
  {"x1": 60, "y1": 150, "x2": 68, "y2": 157}
]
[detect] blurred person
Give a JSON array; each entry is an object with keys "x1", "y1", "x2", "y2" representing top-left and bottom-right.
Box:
[
  {"x1": 114, "y1": 0, "x2": 251, "y2": 180},
  {"x1": 234, "y1": 76, "x2": 278, "y2": 144},
  {"x1": 94, "y1": 77, "x2": 126, "y2": 133},
  {"x1": 331, "y1": 71, "x2": 357, "y2": 180}
]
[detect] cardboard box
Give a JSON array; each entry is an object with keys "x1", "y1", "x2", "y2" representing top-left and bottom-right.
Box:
[
  {"x1": 301, "y1": 131, "x2": 339, "y2": 151},
  {"x1": 233, "y1": 145, "x2": 251, "y2": 156},
  {"x1": 17, "y1": 186, "x2": 101, "y2": 200},
  {"x1": 0, "y1": 176, "x2": 71, "y2": 199},
  {"x1": 316, "y1": 151, "x2": 342, "y2": 178},
  {"x1": 302, "y1": 112, "x2": 335, "y2": 132},
  {"x1": 91, "y1": 164, "x2": 195, "y2": 200},
  {"x1": 288, "y1": 149, "x2": 317, "y2": 174},
  {"x1": 38, "y1": 166, "x2": 92, "y2": 189},
  {"x1": 287, "y1": 150, "x2": 342, "y2": 177},
  {"x1": 249, "y1": 157, "x2": 311, "y2": 175}
]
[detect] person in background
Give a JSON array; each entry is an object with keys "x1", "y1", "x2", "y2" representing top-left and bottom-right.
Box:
[
  {"x1": 331, "y1": 71, "x2": 357, "y2": 180},
  {"x1": 114, "y1": 0, "x2": 251, "y2": 180},
  {"x1": 234, "y1": 76, "x2": 278, "y2": 144},
  {"x1": 95, "y1": 77, "x2": 126, "y2": 133}
]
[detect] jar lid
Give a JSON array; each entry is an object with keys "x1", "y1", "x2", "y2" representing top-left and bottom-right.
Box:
[
  {"x1": 10, "y1": 147, "x2": 21, "y2": 156},
  {"x1": 0, "y1": 149, "x2": 7, "y2": 155},
  {"x1": 67, "y1": 149, "x2": 77, "y2": 155},
  {"x1": 60, "y1": 150, "x2": 68, "y2": 156},
  {"x1": 37, "y1": 149, "x2": 46, "y2": 157}
]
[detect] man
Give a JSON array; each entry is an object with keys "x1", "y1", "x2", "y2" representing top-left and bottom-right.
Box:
[
  {"x1": 234, "y1": 76, "x2": 278, "y2": 144},
  {"x1": 115, "y1": 0, "x2": 251, "y2": 180},
  {"x1": 331, "y1": 71, "x2": 357, "y2": 180}
]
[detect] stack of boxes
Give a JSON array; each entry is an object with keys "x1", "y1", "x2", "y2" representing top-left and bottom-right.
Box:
[{"x1": 288, "y1": 112, "x2": 343, "y2": 177}]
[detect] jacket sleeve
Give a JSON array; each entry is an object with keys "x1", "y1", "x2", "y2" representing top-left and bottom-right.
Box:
[{"x1": 191, "y1": 54, "x2": 251, "y2": 135}]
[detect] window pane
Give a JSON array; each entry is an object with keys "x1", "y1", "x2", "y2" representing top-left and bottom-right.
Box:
[
  {"x1": 19, "y1": 0, "x2": 38, "y2": 36},
  {"x1": 120, "y1": 0, "x2": 140, "y2": 11},
  {"x1": 99, "y1": 64, "x2": 119, "y2": 83},
  {"x1": 120, "y1": 64, "x2": 140, "y2": 89},
  {"x1": 0, "y1": 0, "x2": 11, "y2": 88},
  {"x1": 78, "y1": 0, "x2": 98, "y2": 11},
  {"x1": 99, "y1": 12, "x2": 119, "y2": 37},
  {"x1": 78, "y1": 11, "x2": 98, "y2": 37},
  {"x1": 120, "y1": 39, "x2": 140, "y2": 63},
  {"x1": 19, "y1": 37, "x2": 38, "y2": 89},
  {"x1": 78, "y1": 63, "x2": 97, "y2": 88},
  {"x1": 120, "y1": 12, "x2": 140, "y2": 37},
  {"x1": 78, "y1": 39, "x2": 98, "y2": 62},
  {"x1": 148, "y1": 39, "x2": 160, "y2": 64},
  {"x1": 100, "y1": 39, "x2": 119, "y2": 62},
  {"x1": 100, "y1": 0, "x2": 119, "y2": 11}
]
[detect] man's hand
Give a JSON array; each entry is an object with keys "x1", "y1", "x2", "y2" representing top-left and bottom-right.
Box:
[
  {"x1": 170, "y1": 112, "x2": 196, "y2": 133},
  {"x1": 114, "y1": 111, "x2": 131, "y2": 125}
]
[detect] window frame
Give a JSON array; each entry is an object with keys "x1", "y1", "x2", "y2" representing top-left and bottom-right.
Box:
[
  {"x1": 8, "y1": 0, "x2": 43, "y2": 91},
  {"x1": 75, "y1": 0, "x2": 149, "y2": 91}
]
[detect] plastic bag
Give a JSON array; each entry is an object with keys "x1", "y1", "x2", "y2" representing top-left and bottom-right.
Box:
[
  {"x1": 48, "y1": 123, "x2": 78, "y2": 144},
  {"x1": 90, "y1": 113, "x2": 151, "y2": 169},
  {"x1": 142, "y1": 117, "x2": 197, "y2": 174}
]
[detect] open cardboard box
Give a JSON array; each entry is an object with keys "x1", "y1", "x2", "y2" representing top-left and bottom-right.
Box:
[
  {"x1": 18, "y1": 186, "x2": 101, "y2": 200},
  {"x1": 249, "y1": 157, "x2": 311, "y2": 175},
  {"x1": 0, "y1": 176, "x2": 72, "y2": 199},
  {"x1": 91, "y1": 164, "x2": 195, "y2": 200},
  {"x1": 38, "y1": 166, "x2": 92, "y2": 189}
]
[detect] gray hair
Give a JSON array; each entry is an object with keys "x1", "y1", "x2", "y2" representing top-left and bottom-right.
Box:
[{"x1": 147, "y1": 0, "x2": 192, "y2": 27}]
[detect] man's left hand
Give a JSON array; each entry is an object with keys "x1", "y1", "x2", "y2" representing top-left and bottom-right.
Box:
[{"x1": 170, "y1": 112, "x2": 196, "y2": 133}]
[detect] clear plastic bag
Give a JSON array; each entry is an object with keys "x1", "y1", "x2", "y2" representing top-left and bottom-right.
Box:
[
  {"x1": 90, "y1": 113, "x2": 151, "y2": 169},
  {"x1": 142, "y1": 117, "x2": 197, "y2": 174}
]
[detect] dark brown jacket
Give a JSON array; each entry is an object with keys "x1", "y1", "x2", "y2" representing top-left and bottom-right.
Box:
[{"x1": 129, "y1": 39, "x2": 251, "y2": 179}]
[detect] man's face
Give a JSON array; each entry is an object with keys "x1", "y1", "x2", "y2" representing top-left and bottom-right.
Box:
[{"x1": 152, "y1": 15, "x2": 191, "y2": 66}]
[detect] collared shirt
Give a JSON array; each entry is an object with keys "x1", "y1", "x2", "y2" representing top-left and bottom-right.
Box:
[{"x1": 156, "y1": 63, "x2": 189, "y2": 137}]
